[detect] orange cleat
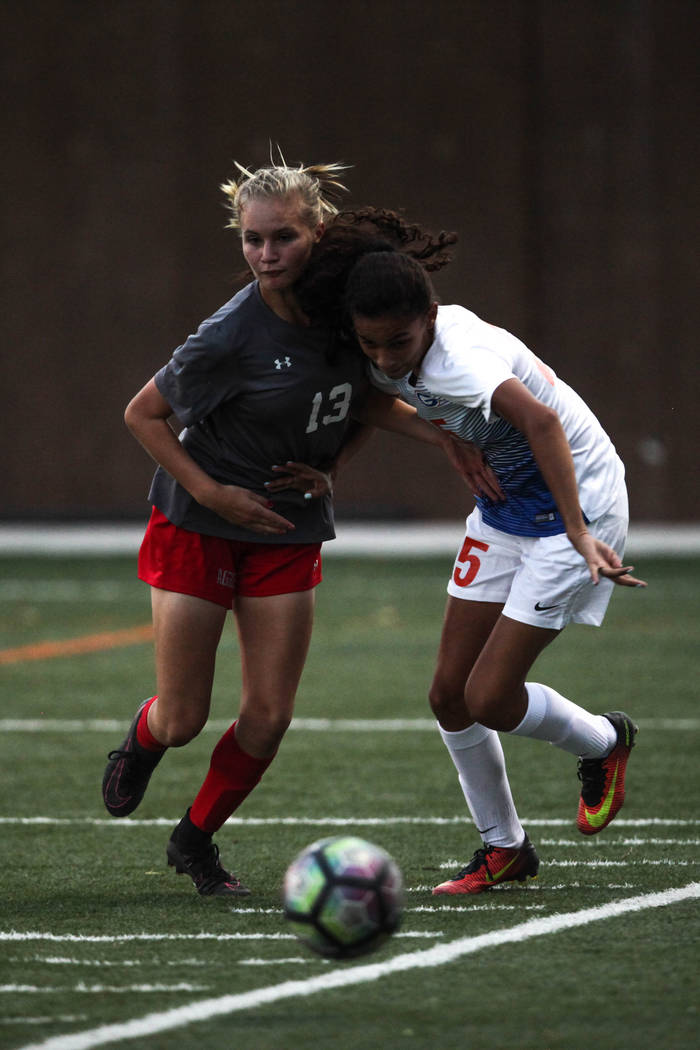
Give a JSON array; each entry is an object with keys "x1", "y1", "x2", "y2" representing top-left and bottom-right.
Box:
[
  {"x1": 577, "y1": 711, "x2": 638, "y2": 835},
  {"x1": 432, "y1": 835, "x2": 539, "y2": 895}
]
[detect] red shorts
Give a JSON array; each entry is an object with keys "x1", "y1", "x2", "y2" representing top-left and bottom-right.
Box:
[{"x1": 138, "y1": 507, "x2": 323, "y2": 607}]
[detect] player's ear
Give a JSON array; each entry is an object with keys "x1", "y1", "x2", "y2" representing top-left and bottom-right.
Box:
[{"x1": 428, "y1": 301, "x2": 438, "y2": 324}]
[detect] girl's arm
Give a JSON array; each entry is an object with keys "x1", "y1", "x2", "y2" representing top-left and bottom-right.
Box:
[
  {"x1": 265, "y1": 419, "x2": 376, "y2": 500},
  {"x1": 124, "y1": 378, "x2": 295, "y2": 535},
  {"x1": 266, "y1": 389, "x2": 504, "y2": 501},
  {"x1": 491, "y1": 378, "x2": 645, "y2": 587},
  {"x1": 353, "y1": 387, "x2": 505, "y2": 501}
]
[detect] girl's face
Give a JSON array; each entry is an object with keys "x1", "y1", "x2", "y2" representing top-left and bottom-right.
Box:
[
  {"x1": 353, "y1": 304, "x2": 438, "y2": 379},
  {"x1": 240, "y1": 195, "x2": 323, "y2": 294}
]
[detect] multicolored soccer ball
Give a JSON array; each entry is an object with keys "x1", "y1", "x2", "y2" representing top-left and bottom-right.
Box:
[{"x1": 283, "y1": 836, "x2": 404, "y2": 960}]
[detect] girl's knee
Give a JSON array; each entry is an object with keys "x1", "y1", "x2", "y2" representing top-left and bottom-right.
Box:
[
  {"x1": 238, "y1": 707, "x2": 292, "y2": 754},
  {"x1": 152, "y1": 706, "x2": 207, "y2": 748},
  {"x1": 158, "y1": 721, "x2": 204, "y2": 748},
  {"x1": 428, "y1": 678, "x2": 465, "y2": 724},
  {"x1": 464, "y1": 678, "x2": 521, "y2": 731}
]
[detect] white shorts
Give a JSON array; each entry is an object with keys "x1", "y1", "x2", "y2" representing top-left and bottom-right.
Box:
[{"x1": 446, "y1": 482, "x2": 629, "y2": 629}]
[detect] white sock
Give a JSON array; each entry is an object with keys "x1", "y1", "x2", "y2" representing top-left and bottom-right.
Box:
[
  {"x1": 509, "y1": 682, "x2": 616, "y2": 758},
  {"x1": 438, "y1": 722, "x2": 524, "y2": 849}
]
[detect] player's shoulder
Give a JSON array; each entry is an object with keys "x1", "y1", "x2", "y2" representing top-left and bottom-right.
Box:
[
  {"x1": 166, "y1": 284, "x2": 261, "y2": 372},
  {"x1": 437, "y1": 305, "x2": 530, "y2": 364},
  {"x1": 183, "y1": 282, "x2": 265, "y2": 356},
  {"x1": 200, "y1": 282, "x2": 261, "y2": 332},
  {"x1": 424, "y1": 305, "x2": 481, "y2": 377},
  {"x1": 435, "y1": 303, "x2": 479, "y2": 334}
]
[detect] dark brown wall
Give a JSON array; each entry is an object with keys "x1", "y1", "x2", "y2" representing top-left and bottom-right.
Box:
[{"x1": 3, "y1": 0, "x2": 698, "y2": 523}]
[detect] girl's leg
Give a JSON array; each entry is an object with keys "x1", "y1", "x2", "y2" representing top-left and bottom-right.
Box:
[
  {"x1": 168, "y1": 589, "x2": 315, "y2": 897},
  {"x1": 429, "y1": 598, "x2": 525, "y2": 852},
  {"x1": 102, "y1": 588, "x2": 226, "y2": 817},
  {"x1": 465, "y1": 612, "x2": 636, "y2": 839},
  {"x1": 148, "y1": 588, "x2": 228, "y2": 745},
  {"x1": 465, "y1": 613, "x2": 616, "y2": 757},
  {"x1": 187, "y1": 588, "x2": 316, "y2": 833}
]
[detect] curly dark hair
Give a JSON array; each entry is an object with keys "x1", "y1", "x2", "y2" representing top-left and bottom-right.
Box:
[{"x1": 295, "y1": 207, "x2": 457, "y2": 337}]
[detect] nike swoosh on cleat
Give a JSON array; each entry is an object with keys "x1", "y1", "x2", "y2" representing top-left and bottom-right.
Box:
[
  {"x1": 583, "y1": 762, "x2": 620, "y2": 829},
  {"x1": 488, "y1": 855, "x2": 520, "y2": 883}
]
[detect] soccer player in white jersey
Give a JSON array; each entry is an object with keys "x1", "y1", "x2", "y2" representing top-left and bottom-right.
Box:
[{"x1": 344, "y1": 250, "x2": 646, "y2": 895}]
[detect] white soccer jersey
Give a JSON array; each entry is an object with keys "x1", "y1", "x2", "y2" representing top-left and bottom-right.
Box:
[{"x1": 369, "y1": 305, "x2": 624, "y2": 536}]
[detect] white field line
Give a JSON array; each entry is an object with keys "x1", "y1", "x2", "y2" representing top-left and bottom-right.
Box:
[
  {"x1": 436, "y1": 859, "x2": 694, "y2": 872},
  {"x1": 14, "y1": 883, "x2": 700, "y2": 1050},
  {"x1": 229, "y1": 903, "x2": 547, "y2": 915},
  {"x1": 0, "y1": 717, "x2": 697, "y2": 732},
  {"x1": 1, "y1": 816, "x2": 697, "y2": 828},
  {"x1": 0, "y1": 931, "x2": 440, "y2": 944},
  {"x1": 22, "y1": 959, "x2": 143, "y2": 968},
  {"x1": 537, "y1": 837, "x2": 700, "y2": 847},
  {"x1": 19, "y1": 958, "x2": 215, "y2": 969},
  {"x1": 0, "y1": 1018, "x2": 87, "y2": 1028},
  {"x1": 1, "y1": 984, "x2": 208, "y2": 995},
  {"x1": 1, "y1": 522, "x2": 699, "y2": 556}
]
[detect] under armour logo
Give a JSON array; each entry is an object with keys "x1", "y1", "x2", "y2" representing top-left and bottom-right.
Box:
[{"x1": 275, "y1": 357, "x2": 292, "y2": 369}]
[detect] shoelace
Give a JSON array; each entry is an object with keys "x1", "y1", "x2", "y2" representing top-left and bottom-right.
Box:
[
  {"x1": 188, "y1": 843, "x2": 240, "y2": 892},
  {"x1": 451, "y1": 845, "x2": 493, "y2": 881},
  {"x1": 107, "y1": 748, "x2": 134, "y2": 761},
  {"x1": 108, "y1": 745, "x2": 162, "y2": 771},
  {"x1": 577, "y1": 756, "x2": 607, "y2": 803}
]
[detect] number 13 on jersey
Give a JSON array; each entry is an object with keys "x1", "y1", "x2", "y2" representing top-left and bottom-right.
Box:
[
  {"x1": 305, "y1": 384, "x2": 352, "y2": 434},
  {"x1": 452, "y1": 536, "x2": 490, "y2": 587}
]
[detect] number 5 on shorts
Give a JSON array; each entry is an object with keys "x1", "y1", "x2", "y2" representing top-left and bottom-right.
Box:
[{"x1": 452, "y1": 536, "x2": 489, "y2": 587}]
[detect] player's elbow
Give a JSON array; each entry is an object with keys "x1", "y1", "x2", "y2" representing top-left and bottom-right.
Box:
[
  {"x1": 525, "y1": 403, "x2": 561, "y2": 443},
  {"x1": 123, "y1": 397, "x2": 141, "y2": 434}
]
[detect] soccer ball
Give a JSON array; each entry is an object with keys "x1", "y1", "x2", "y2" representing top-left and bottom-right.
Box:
[{"x1": 283, "y1": 836, "x2": 403, "y2": 960}]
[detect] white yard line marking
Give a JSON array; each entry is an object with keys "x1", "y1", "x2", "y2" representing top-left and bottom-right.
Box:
[
  {"x1": 546, "y1": 859, "x2": 693, "y2": 867},
  {"x1": 537, "y1": 838, "x2": 700, "y2": 847},
  {"x1": 1, "y1": 816, "x2": 698, "y2": 828},
  {"x1": 1, "y1": 984, "x2": 207, "y2": 995},
  {"x1": 0, "y1": 1018, "x2": 87, "y2": 1028},
  {"x1": 14, "y1": 883, "x2": 699, "y2": 1050},
  {"x1": 0, "y1": 933, "x2": 297, "y2": 943},
  {"x1": 0, "y1": 717, "x2": 697, "y2": 732},
  {"x1": 434, "y1": 858, "x2": 695, "y2": 873},
  {"x1": 10, "y1": 956, "x2": 265, "y2": 970},
  {"x1": 0, "y1": 931, "x2": 440, "y2": 944},
  {"x1": 0, "y1": 582, "x2": 133, "y2": 602},
  {"x1": 411, "y1": 904, "x2": 546, "y2": 912},
  {"x1": 1, "y1": 521, "x2": 698, "y2": 556},
  {"x1": 29, "y1": 959, "x2": 141, "y2": 968}
]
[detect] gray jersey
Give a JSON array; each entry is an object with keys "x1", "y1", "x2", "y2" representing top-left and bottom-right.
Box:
[{"x1": 148, "y1": 282, "x2": 368, "y2": 542}]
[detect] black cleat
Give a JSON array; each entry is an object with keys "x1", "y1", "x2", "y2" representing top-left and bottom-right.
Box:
[
  {"x1": 102, "y1": 699, "x2": 165, "y2": 817},
  {"x1": 166, "y1": 832, "x2": 251, "y2": 897}
]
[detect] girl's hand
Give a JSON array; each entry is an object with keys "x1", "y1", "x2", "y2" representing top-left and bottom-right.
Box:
[
  {"x1": 569, "y1": 530, "x2": 647, "y2": 588},
  {"x1": 265, "y1": 461, "x2": 334, "y2": 501},
  {"x1": 205, "y1": 483, "x2": 295, "y2": 535},
  {"x1": 443, "y1": 436, "x2": 505, "y2": 502}
]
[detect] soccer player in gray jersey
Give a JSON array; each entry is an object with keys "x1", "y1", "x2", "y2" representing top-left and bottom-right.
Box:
[
  {"x1": 101, "y1": 160, "x2": 496, "y2": 897},
  {"x1": 343, "y1": 250, "x2": 647, "y2": 896}
]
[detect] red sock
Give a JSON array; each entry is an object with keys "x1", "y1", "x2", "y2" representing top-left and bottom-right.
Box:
[
  {"x1": 189, "y1": 722, "x2": 275, "y2": 834},
  {"x1": 135, "y1": 697, "x2": 166, "y2": 752}
]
